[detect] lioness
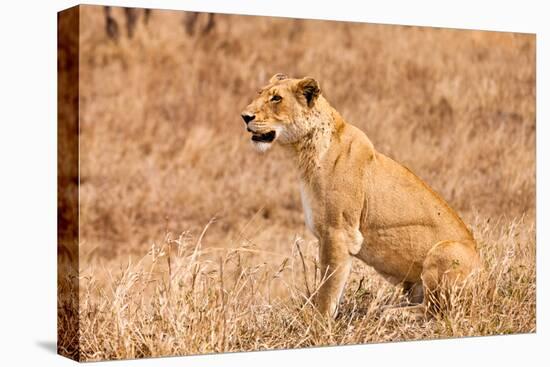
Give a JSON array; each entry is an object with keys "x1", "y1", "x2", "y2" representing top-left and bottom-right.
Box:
[{"x1": 241, "y1": 74, "x2": 480, "y2": 317}]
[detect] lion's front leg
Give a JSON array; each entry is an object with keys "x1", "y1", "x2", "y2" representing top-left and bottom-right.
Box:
[{"x1": 315, "y1": 230, "x2": 353, "y2": 318}]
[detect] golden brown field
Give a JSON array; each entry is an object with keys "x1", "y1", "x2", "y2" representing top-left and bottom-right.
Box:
[{"x1": 58, "y1": 5, "x2": 536, "y2": 361}]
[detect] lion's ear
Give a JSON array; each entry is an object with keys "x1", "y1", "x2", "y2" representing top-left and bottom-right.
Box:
[
  {"x1": 269, "y1": 73, "x2": 288, "y2": 83},
  {"x1": 296, "y1": 77, "x2": 321, "y2": 107}
]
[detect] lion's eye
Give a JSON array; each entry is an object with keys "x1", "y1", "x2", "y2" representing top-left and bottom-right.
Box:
[{"x1": 271, "y1": 95, "x2": 282, "y2": 102}]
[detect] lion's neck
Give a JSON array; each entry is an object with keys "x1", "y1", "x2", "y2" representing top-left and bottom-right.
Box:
[{"x1": 287, "y1": 99, "x2": 345, "y2": 183}]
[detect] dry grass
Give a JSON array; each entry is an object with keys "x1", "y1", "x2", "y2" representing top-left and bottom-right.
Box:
[
  {"x1": 58, "y1": 5, "x2": 536, "y2": 361},
  {"x1": 73, "y1": 216, "x2": 535, "y2": 360}
]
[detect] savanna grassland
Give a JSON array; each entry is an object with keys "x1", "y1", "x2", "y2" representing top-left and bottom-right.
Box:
[{"x1": 58, "y1": 5, "x2": 536, "y2": 361}]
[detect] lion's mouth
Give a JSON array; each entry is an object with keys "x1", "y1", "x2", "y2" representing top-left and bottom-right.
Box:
[{"x1": 251, "y1": 130, "x2": 276, "y2": 143}]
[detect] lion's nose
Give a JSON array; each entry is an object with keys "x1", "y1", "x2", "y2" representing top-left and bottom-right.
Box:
[{"x1": 241, "y1": 113, "x2": 255, "y2": 124}]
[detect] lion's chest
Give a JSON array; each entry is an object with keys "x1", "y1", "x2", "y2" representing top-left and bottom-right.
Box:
[{"x1": 299, "y1": 181, "x2": 319, "y2": 237}]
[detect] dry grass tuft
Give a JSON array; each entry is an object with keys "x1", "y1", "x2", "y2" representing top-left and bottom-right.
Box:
[{"x1": 58, "y1": 5, "x2": 536, "y2": 361}]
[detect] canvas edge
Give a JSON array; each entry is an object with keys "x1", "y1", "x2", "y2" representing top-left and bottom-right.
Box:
[{"x1": 57, "y1": 4, "x2": 81, "y2": 362}]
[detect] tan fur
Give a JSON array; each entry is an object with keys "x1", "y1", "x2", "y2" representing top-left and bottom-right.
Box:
[{"x1": 241, "y1": 74, "x2": 481, "y2": 317}]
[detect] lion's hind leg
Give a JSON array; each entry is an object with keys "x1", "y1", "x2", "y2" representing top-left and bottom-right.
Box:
[
  {"x1": 383, "y1": 240, "x2": 479, "y2": 319},
  {"x1": 421, "y1": 240, "x2": 480, "y2": 313}
]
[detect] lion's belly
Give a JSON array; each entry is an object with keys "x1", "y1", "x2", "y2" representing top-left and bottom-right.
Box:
[{"x1": 356, "y1": 224, "x2": 437, "y2": 282}]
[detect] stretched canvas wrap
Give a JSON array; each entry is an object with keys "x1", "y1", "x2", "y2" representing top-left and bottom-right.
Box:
[{"x1": 57, "y1": 4, "x2": 536, "y2": 362}]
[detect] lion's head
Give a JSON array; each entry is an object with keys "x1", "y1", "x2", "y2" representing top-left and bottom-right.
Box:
[{"x1": 241, "y1": 74, "x2": 322, "y2": 152}]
